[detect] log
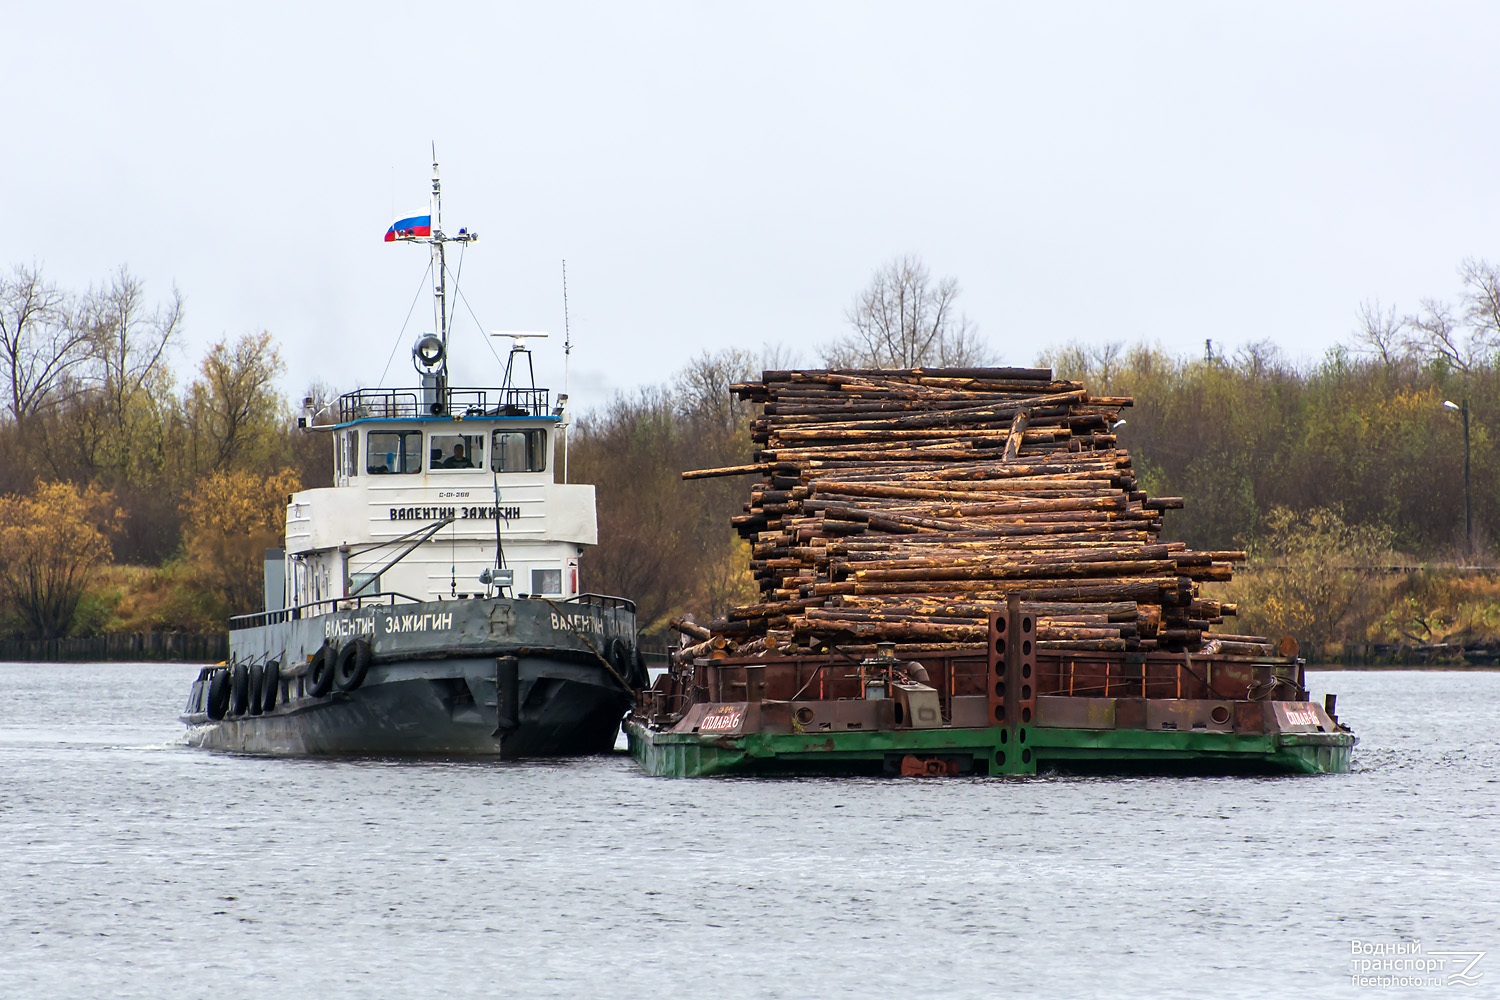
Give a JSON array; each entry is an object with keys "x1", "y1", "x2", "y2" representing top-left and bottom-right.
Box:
[
  {"x1": 1003, "y1": 409, "x2": 1030, "y2": 462},
  {"x1": 682, "y1": 463, "x2": 769, "y2": 480},
  {"x1": 672, "y1": 366, "x2": 1270, "y2": 659},
  {"x1": 669, "y1": 617, "x2": 712, "y2": 642}
]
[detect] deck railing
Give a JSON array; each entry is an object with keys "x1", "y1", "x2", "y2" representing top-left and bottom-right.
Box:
[
  {"x1": 229, "y1": 592, "x2": 427, "y2": 632},
  {"x1": 337, "y1": 386, "x2": 551, "y2": 423},
  {"x1": 230, "y1": 591, "x2": 636, "y2": 632}
]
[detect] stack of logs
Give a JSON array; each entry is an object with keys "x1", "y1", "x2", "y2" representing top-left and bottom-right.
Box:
[{"x1": 672, "y1": 367, "x2": 1279, "y2": 662}]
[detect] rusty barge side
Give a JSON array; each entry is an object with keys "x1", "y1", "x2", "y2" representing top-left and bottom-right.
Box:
[{"x1": 626, "y1": 602, "x2": 1355, "y2": 778}]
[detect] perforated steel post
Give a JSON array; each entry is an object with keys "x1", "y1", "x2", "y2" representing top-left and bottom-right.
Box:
[{"x1": 988, "y1": 595, "x2": 1038, "y2": 775}]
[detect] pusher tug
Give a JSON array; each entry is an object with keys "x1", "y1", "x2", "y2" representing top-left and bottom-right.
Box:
[{"x1": 182, "y1": 162, "x2": 644, "y2": 756}]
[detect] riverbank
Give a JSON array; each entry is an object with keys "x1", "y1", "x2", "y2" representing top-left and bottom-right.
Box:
[{"x1": 0, "y1": 632, "x2": 227, "y2": 663}]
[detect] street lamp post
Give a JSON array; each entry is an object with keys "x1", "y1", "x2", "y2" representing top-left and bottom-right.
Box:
[{"x1": 1442, "y1": 399, "x2": 1472, "y2": 559}]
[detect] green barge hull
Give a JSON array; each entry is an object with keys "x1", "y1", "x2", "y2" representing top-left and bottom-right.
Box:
[
  {"x1": 625, "y1": 710, "x2": 1354, "y2": 778},
  {"x1": 627, "y1": 605, "x2": 1355, "y2": 779}
]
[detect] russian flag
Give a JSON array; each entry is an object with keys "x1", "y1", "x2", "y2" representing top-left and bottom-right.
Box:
[{"x1": 384, "y1": 211, "x2": 432, "y2": 242}]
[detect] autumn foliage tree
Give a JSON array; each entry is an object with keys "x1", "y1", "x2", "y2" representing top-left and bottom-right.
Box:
[
  {"x1": 182, "y1": 468, "x2": 301, "y2": 618},
  {"x1": 8, "y1": 254, "x2": 1500, "y2": 650},
  {"x1": 0, "y1": 482, "x2": 122, "y2": 638},
  {"x1": 569, "y1": 388, "x2": 693, "y2": 630},
  {"x1": 184, "y1": 330, "x2": 287, "y2": 473},
  {"x1": 1038, "y1": 333, "x2": 1497, "y2": 557},
  {"x1": 1232, "y1": 507, "x2": 1395, "y2": 658},
  {"x1": 569, "y1": 349, "x2": 759, "y2": 633}
]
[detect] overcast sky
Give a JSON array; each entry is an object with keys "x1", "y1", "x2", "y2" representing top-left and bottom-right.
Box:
[{"x1": 5, "y1": 2, "x2": 1498, "y2": 405}]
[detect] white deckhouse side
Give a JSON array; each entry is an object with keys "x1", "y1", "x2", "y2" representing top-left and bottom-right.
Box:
[{"x1": 284, "y1": 415, "x2": 596, "y2": 606}]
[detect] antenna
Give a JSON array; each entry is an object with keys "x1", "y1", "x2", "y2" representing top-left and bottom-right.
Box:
[
  {"x1": 490, "y1": 331, "x2": 551, "y2": 347},
  {"x1": 562, "y1": 260, "x2": 573, "y2": 396},
  {"x1": 562, "y1": 259, "x2": 572, "y2": 484},
  {"x1": 491, "y1": 331, "x2": 548, "y2": 390},
  {"x1": 431, "y1": 153, "x2": 444, "y2": 363}
]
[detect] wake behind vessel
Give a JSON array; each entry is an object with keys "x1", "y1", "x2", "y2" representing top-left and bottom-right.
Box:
[{"x1": 181, "y1": 161, "x2": 644, "y2": 756}]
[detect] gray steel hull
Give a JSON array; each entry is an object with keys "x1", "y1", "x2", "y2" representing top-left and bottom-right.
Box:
[{"x1": 182, "y1": 595, "x2": 638, "y2": 758}]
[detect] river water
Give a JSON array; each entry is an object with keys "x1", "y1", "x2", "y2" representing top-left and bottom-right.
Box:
[{"x1": 0, "y1": 664, "x2": 1495, "y2": 999}]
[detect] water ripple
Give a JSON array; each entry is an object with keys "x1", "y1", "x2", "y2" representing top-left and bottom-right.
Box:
[{"x1": 0, "y1": 663, "x2": 1495, "y2": 999}]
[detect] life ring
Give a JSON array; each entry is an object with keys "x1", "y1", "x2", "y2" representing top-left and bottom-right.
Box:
[
  {"x1": 246, "y1": 663, "x2": 264, "y2": 715},
  {"x1": 261, "y1": 659, "x2": 280, "y2": 713},
  {"x1": 335, "y1": 639, "x2": 372, "y2": 692},
  {"x1": 229, "y1": 663, "x2": 250, "y2": 716},
  {"x1": 306, "y1": 643, "x2": 336, "y2": 697},
  {"x1": 206, "y1": 669, "x2": 230, "y2": 720}
]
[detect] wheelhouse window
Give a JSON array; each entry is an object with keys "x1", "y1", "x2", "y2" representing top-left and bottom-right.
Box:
[
  {"x1": 531, "y1": 568, "x2": 562, "y2": 595},
  {"x1": 367, "y1": 431, "x2": 422, "y2": 474},
  {"x1": 430, "y1": 433, "x2": 486, "y2": 471},
  {"x1": 491, "y1": 429, "x2": 547, "y2": 473},
  {"x1": 349, "y1": 571, "x2": 381, "y2": 597}
]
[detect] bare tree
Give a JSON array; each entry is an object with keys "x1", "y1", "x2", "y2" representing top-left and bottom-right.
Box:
[
  {"x1": 0, "y1": 264, "x2": 90, "y2": 426},
  {"x1": 1402, "y1": 297, "x2": 1479, "y2": 371},
  {"x1": 1034, "y1": 341, "x2": 1090, "y2": 381},
  {"x1": 674, "y1": 347, "x2": 757, "y2": 436},
  {"x1": 1034, "y1": 340, "x2": 1122, "y2": 387},
  {"x1": 1232, "y1": 339, "x2": 1287, "y2": 378},
  {"x1": 759, "y1": 341, "x2": 804, "y2": 373},
  {"x1": 823, "y1": 255, "x2": 990, "y2": 368},
  {"x1": 1090, "y1": 341, "x2": 1124, "y2": 386},
  {"x1": 299, "y1": 379, "x2": 341, "y2": 414},
  {"x1": 81, "y1": 266, "x2": 183, "y2": 433},
  {"x1": 30, "y1": 268, "x2": 184, "y2": 493},
  {"x1": 1460, "y1": 257, "x2": 1500, "y2": 341},
  {"x1": 1354, "y1": 298, "x2": 1405, "y2": 365}
]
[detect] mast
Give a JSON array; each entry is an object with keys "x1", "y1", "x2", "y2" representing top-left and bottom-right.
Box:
[
  {"x1": 431, "y1": 155, "x2": 447, "y2": 398},
  {"x1": 562, "y1": 259, "x2": 572, "y2": 484},
  {"x1": 394, "y1": 151, "x2": 476, "y2": 412}
]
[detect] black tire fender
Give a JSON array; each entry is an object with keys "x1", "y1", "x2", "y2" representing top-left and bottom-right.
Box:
[
  {"x1": 261, "y1": 659, "x2": 280, "y2": 713},
  {"x1": 206, "y1": 669, "x2": 230, "y2": 721},
  {"x1": 229, "y1": 663, "x2": 250, "y2": 717},
  {"x1": 607, "y1": 637, "x2": 637, "y2": 688},
  {"x1": 246, "y1": 663, "x2": 264, "y2": 716},
  {"x1": 334, "y1": 639, "x2": 372, "y2": 692},
  {"x1": 306, "y1": 643, "x2": 336, "y2": 697}
]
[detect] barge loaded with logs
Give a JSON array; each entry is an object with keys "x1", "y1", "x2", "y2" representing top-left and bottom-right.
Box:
[
  {"x1": 625, "y1": 366, "x2": 1355, "y2": 777},
  {"x1": 180, "y1": 162, "x2": 645, "y2": 757}
]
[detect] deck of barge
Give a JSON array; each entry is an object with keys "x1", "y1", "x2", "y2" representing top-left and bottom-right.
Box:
[{"x1": 628, "y1": 602, "x2": 1355, "y2": 777}]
